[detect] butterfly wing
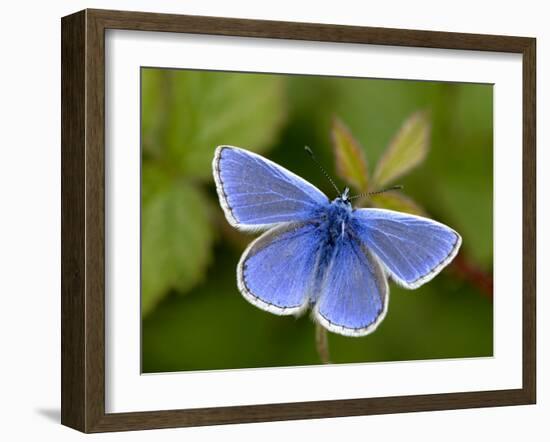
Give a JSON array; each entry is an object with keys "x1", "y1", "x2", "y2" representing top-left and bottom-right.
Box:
[
  {"x1": 213, "y1": 146, "x2": 329, "y2": 231},
  {"x1": 237, "y1": 221, "x2": 323, "y2": 315},
  {"x1": 352, "y1": 208, "x2": 461, "y2": 289},
  {"x1": 314, "y1": 237, "x2": 388, "y2": 336}
]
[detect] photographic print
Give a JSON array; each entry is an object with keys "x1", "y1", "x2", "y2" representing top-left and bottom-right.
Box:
[{"x1": 140, "y1": 67, "x2": 493, "y2": 373}]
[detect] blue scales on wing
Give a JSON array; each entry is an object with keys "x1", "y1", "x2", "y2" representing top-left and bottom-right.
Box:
[
  {"x1": 213, "y1": 146, "x2": 329, "y2": 230},
  {"x1": 314, "y1": 236, "x2": 389, "y2": 336},
  {"x1": 352, "y1": 208, "x2": 462, "y2": 289},
  {"x1": 237, "y1": 222, "x2": 324, "y2": 315}
]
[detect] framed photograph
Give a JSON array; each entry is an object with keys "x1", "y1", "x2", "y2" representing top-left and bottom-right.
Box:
[{"x1": 61, "y1": 9, "x2": 536, "y2": 433}]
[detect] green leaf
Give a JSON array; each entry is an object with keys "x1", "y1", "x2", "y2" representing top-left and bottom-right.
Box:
[
  {"x1": 142, "y1": 69, "x2": 287, "y2": 180},
  {"x1": 370, "y1": 192, "x2": 427, "y2": 216},
  {"x1": 373, "y1": 111, "x2": 431, "y2": 186},
  {"x1": 142, "y1": 167, "x2": 213, "y2": 315},
  {"x1": 331, "y1": 117, "x2": 369, "y2": 192}
]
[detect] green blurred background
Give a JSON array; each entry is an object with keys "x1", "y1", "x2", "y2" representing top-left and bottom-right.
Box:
[{"x1": 141, "y1": 67, "x2": 493, "y2": 373}]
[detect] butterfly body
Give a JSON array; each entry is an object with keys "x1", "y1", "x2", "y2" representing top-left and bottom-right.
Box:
[
  {"x1": 316, "y1": 196, "x2": 351, "y2": 241},
  {"x1": 213, "y1": 145, "x2": 461, "y2": 337},
  {"x1": 299, "y1": 203, "x2": 351, "y2": 302}
]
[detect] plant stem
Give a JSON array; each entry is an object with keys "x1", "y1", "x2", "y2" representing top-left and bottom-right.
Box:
[
  {"x1": 451, "y1": 253, "x2": 493, "y2": 299},
  {"x1": 315, "y1": 322, "x2": 331, "y2": 364}
]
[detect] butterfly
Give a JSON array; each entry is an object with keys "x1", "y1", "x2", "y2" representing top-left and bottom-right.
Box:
[{"x1": 212, "y1": 145, "x2": 461, "y2": 337}]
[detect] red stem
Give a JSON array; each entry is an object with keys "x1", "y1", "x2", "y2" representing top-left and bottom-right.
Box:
[{"x1": 450, "y1": 253, "x2": 493, "y2": 299}]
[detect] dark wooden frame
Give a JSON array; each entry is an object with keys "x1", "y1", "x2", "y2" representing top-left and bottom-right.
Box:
[{"x1": 61, "y1": 8, "x2": 536, "y2": 433}]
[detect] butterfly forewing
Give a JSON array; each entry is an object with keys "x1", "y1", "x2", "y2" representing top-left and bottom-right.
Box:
[
  {"x1": 352, "y1": 208, "x2": 461, "y2": 288},
  {"x1": 213, "y1": 146, "x2": 329, "y2": 230}
]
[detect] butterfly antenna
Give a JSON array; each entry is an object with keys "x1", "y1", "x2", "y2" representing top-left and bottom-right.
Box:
[
  {"x1": 304, "y1": 146, "x2": 341, "y2": 196},
  {"x1": 349, "y1": 185, "x2": 403, "y2": 200}
]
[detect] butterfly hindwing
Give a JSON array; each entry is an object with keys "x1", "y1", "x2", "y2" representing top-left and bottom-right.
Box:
[
  {"x1": 314, "y1": 237, "x2": 388, "y2": 336},
  {"x1": 213, "y1": 146, "x2": 329, "y2": 230},
  {"x1": 352, "y1": 208, "x2": 461, "y2": 288},
  {"x1": 237, "y1": 221, "x2": 322, "y2": 315}
]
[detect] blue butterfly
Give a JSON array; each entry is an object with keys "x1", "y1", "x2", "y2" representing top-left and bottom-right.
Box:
[{"x1": 213, "y1": 145, "x2": 461, "y2": 337}]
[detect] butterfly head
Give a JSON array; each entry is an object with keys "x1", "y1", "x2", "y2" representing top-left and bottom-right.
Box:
[
  {"x1": 333, "y1": 186, "x2": 352, "y2": 209},
  {"x1": 341, "y1": 187, "x2": 350, "y2": 202}
]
